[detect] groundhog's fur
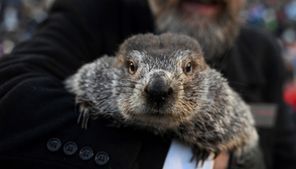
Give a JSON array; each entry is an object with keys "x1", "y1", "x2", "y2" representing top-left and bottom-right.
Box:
[{"x1": 65, "y1": 33, "x2": 264, "y2": 168}]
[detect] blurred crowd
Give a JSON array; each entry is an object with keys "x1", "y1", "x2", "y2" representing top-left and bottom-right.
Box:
[
  {"x1": 244, "y1": 0, "x2": 296, "y2": 80},
  {"x1": 242, "y1": 0, "x2": 296, "y2": 109},
  {"x1": 0, "y1": 0, "x2": 54, "y2": 55},
  {"x1": 1, "y1": 0, "x2": 296, "y2": 108}
]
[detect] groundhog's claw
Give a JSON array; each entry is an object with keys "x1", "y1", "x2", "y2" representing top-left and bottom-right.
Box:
[{"x1": 77, "y1": 102, "x2": 91, "y2": 129}]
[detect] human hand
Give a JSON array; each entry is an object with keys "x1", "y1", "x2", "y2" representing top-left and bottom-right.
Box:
[{"x1": 214, "y1": 152, "x2": 229, "y2": 169}]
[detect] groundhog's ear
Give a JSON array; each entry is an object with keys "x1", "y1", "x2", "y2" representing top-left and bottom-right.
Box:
[
  {"x1": 95, "y1": 55, "x2": 116, "y2": 68},
  {"x1": 113, "y1": 54, "x2": 125, "y2": 68},
  {"x1": 195, "y1": 54, "x2": 208, "y2": 71}
]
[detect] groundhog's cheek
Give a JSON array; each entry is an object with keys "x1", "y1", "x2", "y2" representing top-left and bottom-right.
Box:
[{"x1": 116, "y1": 92, "x2": 144, "y2": 116}]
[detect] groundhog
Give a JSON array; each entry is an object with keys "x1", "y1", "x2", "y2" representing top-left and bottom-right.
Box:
[{"x1": 65, "y1": 33, "x2": 265, "y2": 168}]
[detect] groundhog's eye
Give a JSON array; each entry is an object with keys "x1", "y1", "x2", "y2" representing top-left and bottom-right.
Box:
[
  {"x1": 127, "y1": 60, "x2": 137, "y2": 74},
  {"x1": 183, "y1": 61, "x2": 193, "y2": 74}
]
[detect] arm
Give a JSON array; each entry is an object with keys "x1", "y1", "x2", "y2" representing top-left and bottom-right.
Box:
[
  {"x1": 0, "y1": 0, "x2": 96, "y2": 151},
  {"x1": 261, "y1": 32, "x2": 286, "y2": 102},
  {"x1": 0, "y1": 0, "x2": 168, "y2": 168}
]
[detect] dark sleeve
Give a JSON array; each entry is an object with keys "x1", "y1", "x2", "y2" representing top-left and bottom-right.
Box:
[
  {"x1": 0, "y1": 0, "x2": 168, "y2": 169},
  {"x1": 219, "y1": 27, "x2": 286, "y2": 103},
  {"x1": 9, "y1": 0, "x2": 154, "y2": 76},
  {"x1": 239, "y1": 27, "x2": 286, "y2": 102},
  {"x1": 260, "y1": 31, "x2": 286, "y2": 102},
  {"x1": 273, "y1": 103, "x2": 296, "y2": 169}
]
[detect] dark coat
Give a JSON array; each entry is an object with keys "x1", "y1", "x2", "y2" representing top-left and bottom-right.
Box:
[{"x1": 0, "y1": 0, "x2": 295, "y2": 169}]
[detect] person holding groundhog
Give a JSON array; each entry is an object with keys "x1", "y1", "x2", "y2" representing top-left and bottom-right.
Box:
[{"x1": 0, "y1": 0, "x2": 294, "y2": 169}]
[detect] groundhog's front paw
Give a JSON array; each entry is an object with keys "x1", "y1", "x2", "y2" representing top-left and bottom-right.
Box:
[{"x1": 191, "y1": 147, "x2": 216, "y2": 167}]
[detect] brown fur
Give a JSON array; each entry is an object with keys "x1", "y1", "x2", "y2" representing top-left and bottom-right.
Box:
[{"x1": 65, "y1": 33, "x2": 263, "y2": 168}]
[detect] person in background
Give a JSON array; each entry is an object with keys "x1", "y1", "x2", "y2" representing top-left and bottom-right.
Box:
[{"x1": 0, "y1": 0, "x2": 295, "y2": 169}]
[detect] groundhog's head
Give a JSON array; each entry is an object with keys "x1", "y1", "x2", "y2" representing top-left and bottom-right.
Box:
[
  {"x1": 68, "y1": 33, "x2": 257, "y2": 156},
  {"x1": 112, "y1": 33, "x2": 211, "y2": 130}
]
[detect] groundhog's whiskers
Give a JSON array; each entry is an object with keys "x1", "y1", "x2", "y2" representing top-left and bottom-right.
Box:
[
  {"x1": 118, "y1": 79, "x2": 145, "y2": 85},
  {"x1": 113, "y1": 85, "x2": 142, "y2": 92}
]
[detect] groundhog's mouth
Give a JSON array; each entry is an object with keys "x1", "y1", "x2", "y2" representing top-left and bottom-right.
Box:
[
  {"x1": 132, "y1": 112, "x2": 181, "y2": 129},
  {"x1": 145, "y1": 111, "x2": 168, "y2": 117}
]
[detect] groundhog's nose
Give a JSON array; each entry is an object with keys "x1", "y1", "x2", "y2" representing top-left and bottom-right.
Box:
[{"x1": 145, "y1": 77, "x2": 173, "y2": 105}]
